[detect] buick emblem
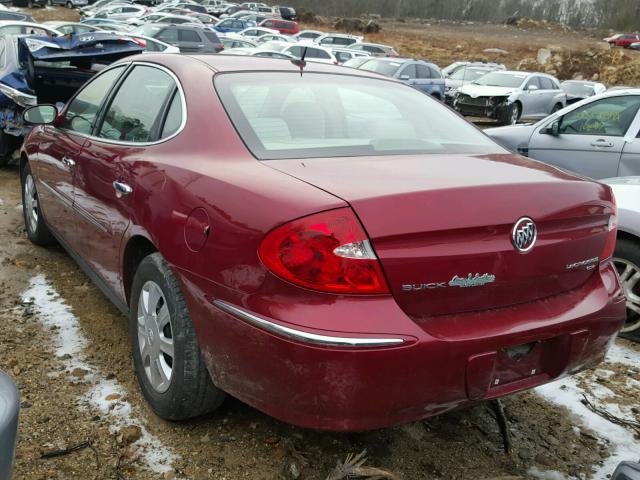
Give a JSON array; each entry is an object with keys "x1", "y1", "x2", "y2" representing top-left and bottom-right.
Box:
[{"x1": 511, "y1": 217, "x2": 537, "y2": 253}]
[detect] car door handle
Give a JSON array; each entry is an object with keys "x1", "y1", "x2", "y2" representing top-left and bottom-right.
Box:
[
  {"x1": 112, "y1": 181, "x2": 133, "y2": 198},
  {"x1": 590, "y1": 139, "x2": 614, "y2": 148},
  {"x1": 61, "y1": 156, "x2": 75, "y2": 168}
]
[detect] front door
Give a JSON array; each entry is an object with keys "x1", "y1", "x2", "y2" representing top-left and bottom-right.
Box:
[
  {"x1": 528, "y1": 95, "x2": 640, "y2": 179},
  {"x1": 72, "y1": 64, "x2": 177, "y2": 300},
  {"x1": 36, "y1": 65, "x2": 126, "y2": 247}
]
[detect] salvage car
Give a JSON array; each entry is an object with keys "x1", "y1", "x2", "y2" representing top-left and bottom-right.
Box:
[
  {"x1": 359, "y1": 57, "x2": 445, "y2": 100},
  {"x1": 42, "y1": 21, "x2": 103, "y2": 35},
  {"x1": 0, "y1": 34, "x2": 143, "y2": 166},
  {"x1": 213, "y1": 17, "x2": 255, "y2": 33},
  {"x1": 347, "y1": 42, "x2": 398, "y2": 57},
  {"x1": 485, "y1": 90, "x2": 640, "y2": 179},
  {"x1": 444, "y1": 65, "x2": 502, "y2": 105},
  {"x1": 282, "y1": 44, "x2": 338, "y2": 64},
  {"x1": 441, "y1": 60, "x2": 505, "y2": 77},
  {"x1": 20, "y1": 55, "x2": 625, "y2": 431},
  {"x1": 604, "y1": 33, "x2": 640, "y2": 48},
  {"x1": 604, "y1": 177, "x2": 640, "y2": 334},
  {"x1": 258, "y1": 18, "x2": 299, "y2": 35},
  {"x1": 454, "y1": 71, "x2": 566, "y2": 125},
  {"x1": 561, "y1": 80, "x2": 607, "y2": 105},
  {"x1": 315, "y1": 33, "x2": 362, "y2": 46},
  {"x1": 293, "y1": 29, "x2": 322, "y2": 41},
  {"x1": 0, "y1": 21, "x2": 61, "y2": 37}
]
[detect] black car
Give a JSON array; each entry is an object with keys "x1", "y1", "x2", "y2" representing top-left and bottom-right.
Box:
[
  {"x1": 135, "y1": 24, "x2": 224, "y2": 53},
  {"x1": 275, "y1": 6, "x2": 296, "y2": 20},
  {"x1": 12, "y1": 0, "x2": 47, "y2": 7}
]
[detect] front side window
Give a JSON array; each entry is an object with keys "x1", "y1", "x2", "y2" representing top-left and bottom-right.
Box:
[
  {"x1": 60, "y1": 66, "x2": 125, "y2": 134},
  {"x1": 97, "y1": 66, "x2": 176, "y2": 142},
  {"x1": 399, "y1": 64, "x2": 417, "y2": 79},
  {"x1": 539, "y1": 77, "x2": 554, "y2": 90},
  {"x1": 215, "y1": 72, "x2": 504, "y2": 160},
  {"x1": 559, "y1": 96, "x2": 640, "y2": 136},
  {"x1": 524, "y1": 77, "x2": 541, "y2": 90},
  {"x1": 157, "y1": 27, "x2": 178, "y2": 42}
]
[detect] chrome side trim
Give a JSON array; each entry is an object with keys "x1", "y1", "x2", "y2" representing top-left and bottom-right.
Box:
[{"x1": 212, "y1": 300, "x2": 405, "y2": 348}]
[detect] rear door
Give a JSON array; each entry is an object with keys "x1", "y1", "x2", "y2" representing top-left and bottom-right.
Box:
[
  {"x1": 527, "y1": 95, "x2": 640, "y2": 179},
  {"x1": 72, "y1": 64, "x2": 180, "y2": 300},
  {"x1": 522, "y1": 76, "x2": 544, "y2": 117},
  {"x1": 36, "y1": 65, "x2": 126, "y2": 247}
]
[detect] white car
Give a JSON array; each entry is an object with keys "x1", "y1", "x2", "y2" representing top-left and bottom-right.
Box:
[
  {"x1": 315, "y1": 33, "x2": 363, "y2": 47},
  {"x1": 454, "y1": 71, "x2": 567, "y2": 125},
  {"x1": 331, "y1": 47, "x2": 370, "y2": 64},
  {"x1": 89, "y1": 4, "x2": 148, "y2": 22},
  {"x1": 0, "y1": 21, "x2": 61, "y2": 37},
  {"x1": 127, "y1": 34, "x2": 180, "y2": 53},
  {"x1": 237, "y1": 26, "x2": 278, "y2": 38},
  {"x1": 282, "y1": 44, "x2": 338, "y2": 65},
  {"x1": 255, "y1": 33, "x2": 293, "y2": 43},
  {"x1": 256, "y1": 40, "x2": 290, "y2": 51},
  {"x1": 127, "y1": 12, "x2": 201, "y2": 26},
  {"x1": 348, "y1": 42, "x2": 398, "y2": 57},
  {"x1": 294, "y1": 29, "x2": 323, "y2": 41},
  {"x1": 604, "y1": 177, "x2": 640, "y2": 334}
]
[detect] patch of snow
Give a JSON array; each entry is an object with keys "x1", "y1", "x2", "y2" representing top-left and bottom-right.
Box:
[
  {"x1": 528, "y1": 467, "x2": 574, "y2": 480},
  {"x1": 606, "y1": 342, "x2": 640, "y2": 366},
  {"x1": 22, "y1": 274, "x2": 178, "y2": 475},
  {"x1": 536, "y1": 340, "x2": 640, "y2": 479}
]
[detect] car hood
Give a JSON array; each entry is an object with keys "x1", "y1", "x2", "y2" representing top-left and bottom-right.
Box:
[
  {"x1": 20, "y1": 33, "x2": 143, "y2": 61},
  {"x1": 458, "y1": 84, "x2": 517, "y2": 97},
  {"x1": 484, "y1": 124, "x2": 537, "y2": 152}
]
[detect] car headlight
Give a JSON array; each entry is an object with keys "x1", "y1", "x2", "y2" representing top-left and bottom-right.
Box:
[{"x1": 0, "y1": 82, "x2": 37, "y2": 108}]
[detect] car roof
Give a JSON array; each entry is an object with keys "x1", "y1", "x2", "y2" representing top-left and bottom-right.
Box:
[{"x1": 132, "y1": 53, "x2": 397, "y2": 79}]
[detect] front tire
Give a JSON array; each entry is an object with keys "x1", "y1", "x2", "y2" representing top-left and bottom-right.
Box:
[
  {"x1": 613, "y1": 237, "x2": 640, "y2": 333},
  {"x1": 501, "y1": 102, "x2": 521, "y2": 125},
  {"x1": 21, "y1": 163, "x2": 55, "y2": 246},
  {"x1": 130, "y1": 253, "x2": 225, "y2": 420},
  {"x1": 66, "y1": 0, "x2": 72, "y2": 7}
]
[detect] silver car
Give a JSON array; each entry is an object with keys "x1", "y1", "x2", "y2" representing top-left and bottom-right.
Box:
[
  {"x1": 454, "y1": 70, "x2": 566, "y2": 125},
  {"x1": 605, "y1": 177, "x2": 640, "y2": 334},
  {"x1": 486, "y1": 89, "x2": 640, "y2": 179}
]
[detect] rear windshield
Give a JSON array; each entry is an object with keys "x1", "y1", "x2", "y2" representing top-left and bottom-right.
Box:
[{"x1": 214, "y1": 72, "x2": 503, "y2": 160}]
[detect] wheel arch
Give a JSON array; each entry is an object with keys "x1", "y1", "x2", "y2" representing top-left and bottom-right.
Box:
[{"x1": 122, "y1": 234, "x2": 158, "y2": 306}]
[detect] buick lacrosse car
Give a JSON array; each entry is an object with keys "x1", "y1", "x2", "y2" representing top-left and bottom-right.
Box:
[{"x1": 20, "y1": 55, "x2": 625, "y2": 431}]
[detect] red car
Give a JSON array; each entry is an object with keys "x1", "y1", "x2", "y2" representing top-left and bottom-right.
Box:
[
  {"x1": 20, "y1": 55, "x2": 625, "y2": 431},
  {"x1": 259, "y1": 18, "x2": 299, "y2": 35},
  {"x1": 604, "y1": 33, "x2": 640, "y2": 48}
]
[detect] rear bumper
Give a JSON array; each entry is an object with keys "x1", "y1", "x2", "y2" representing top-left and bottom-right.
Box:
[{"x1": 179, "y1": 262, "x2": 625, "y2": 431}]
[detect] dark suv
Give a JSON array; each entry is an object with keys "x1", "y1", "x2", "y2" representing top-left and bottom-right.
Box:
[
  {"x1": 137, "y1": 24, "x2": 224, "y2": 53},
  {"x1": 275, "y1": 6, "x2": 296, "y2": 20}
]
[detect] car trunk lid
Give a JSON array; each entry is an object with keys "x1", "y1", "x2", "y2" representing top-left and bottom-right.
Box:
[{"x1": 266, "y1": 153, "x2": 613, "y2": 318}]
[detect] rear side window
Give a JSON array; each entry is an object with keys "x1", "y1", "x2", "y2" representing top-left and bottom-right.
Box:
[
  {"x1": 333, "y1": 37, "x2": 354, "y2": 46},
  {"x1": 204, "y1": 31, "x2": 219, "y2": 43},
  {"x1": 160, "y1": 91, "x2": 183, "y2": 138},
  {"x1": 61, "y1": 66, "x2": 125, "y2": 134},
  {"x1": 415, "y1": 64, "x2": 430, "y2": 79},
  {"x1": 400, "y1": 64, "x2": 416, "y2": 79},
  {"x1": 97, "y1": 66, "x2": 176, "y2": 142},
  {"x1": 363, "y1": 45, "x2": 382, "y2": 54},
  {"x1": 178, "y1": 29, "x2": 201, "y2": 42}
]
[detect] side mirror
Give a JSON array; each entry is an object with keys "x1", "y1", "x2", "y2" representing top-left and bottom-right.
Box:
[
  {"x1": 23, "y1": 105, "x2": 58, "y2": 125},
  {"x1": 542, "y1": 120, "x2": 560, "y2": 135},
  {"x1": 400, "y1": 74, "x2": 410, "y2": 80},
  {"x1": 527, "y1": 84, "x2": 539, "y2": 91}
]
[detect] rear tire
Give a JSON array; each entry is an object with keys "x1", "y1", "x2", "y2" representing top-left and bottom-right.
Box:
[
  {"x1": 613, "y1": 237, "x2": 640, "y2": 333},
  {"x1": 130, "y1": 253, "x2": 225, "y2": 420},
  {"x1": 66, "y1": 0, "x2": 72, "y2": 7},
  {"x1": 21, "y1": 163, "x2": 55, "y2": 246}
]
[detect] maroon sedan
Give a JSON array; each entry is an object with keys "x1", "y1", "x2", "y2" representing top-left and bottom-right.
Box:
[{"x1": 20, "y1": 55, "x2": 625, "y2": 431}]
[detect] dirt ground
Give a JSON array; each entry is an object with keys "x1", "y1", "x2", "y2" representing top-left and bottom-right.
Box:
[{"x1": 0, "y1": 7, "x2": 640, "y2": 480}]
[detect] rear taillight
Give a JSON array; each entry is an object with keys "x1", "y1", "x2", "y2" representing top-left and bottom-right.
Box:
[
  {"x1": 601, "y1": 196, "x2": 618, "y2": 261},
  {"x1": 259, "y1": 208, "x2": 389, "y2": 294}
]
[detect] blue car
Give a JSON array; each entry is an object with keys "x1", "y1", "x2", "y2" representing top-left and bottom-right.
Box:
[
  {"x1": 0, "y1": 34, "x2": 144, "y2": 166},
  {"x1": 358, "y1": 57, "x2": 446, "y2": 100},
  {"x1": 212, "y1": 18, "x2": 256, "y2": 33}
]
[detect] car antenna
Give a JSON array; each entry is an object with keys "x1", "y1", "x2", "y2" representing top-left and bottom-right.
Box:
[{"x1": 291, "y1": 46, "x2": 307, "y2": 76}]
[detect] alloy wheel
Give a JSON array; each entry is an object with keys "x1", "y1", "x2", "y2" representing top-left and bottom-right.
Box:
[
  {"x1": 24, "y1": 174, "x2": 39, "y2": 235},
  {"x1": 137, "y1": 280, "x2": 174, "y2": 393},
  {"x1": 510, "y1": 105, "x2": 519, "y2": 125},
  {"x1": 613, "y1": 257, "x2": 640, "y2": 332}
]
